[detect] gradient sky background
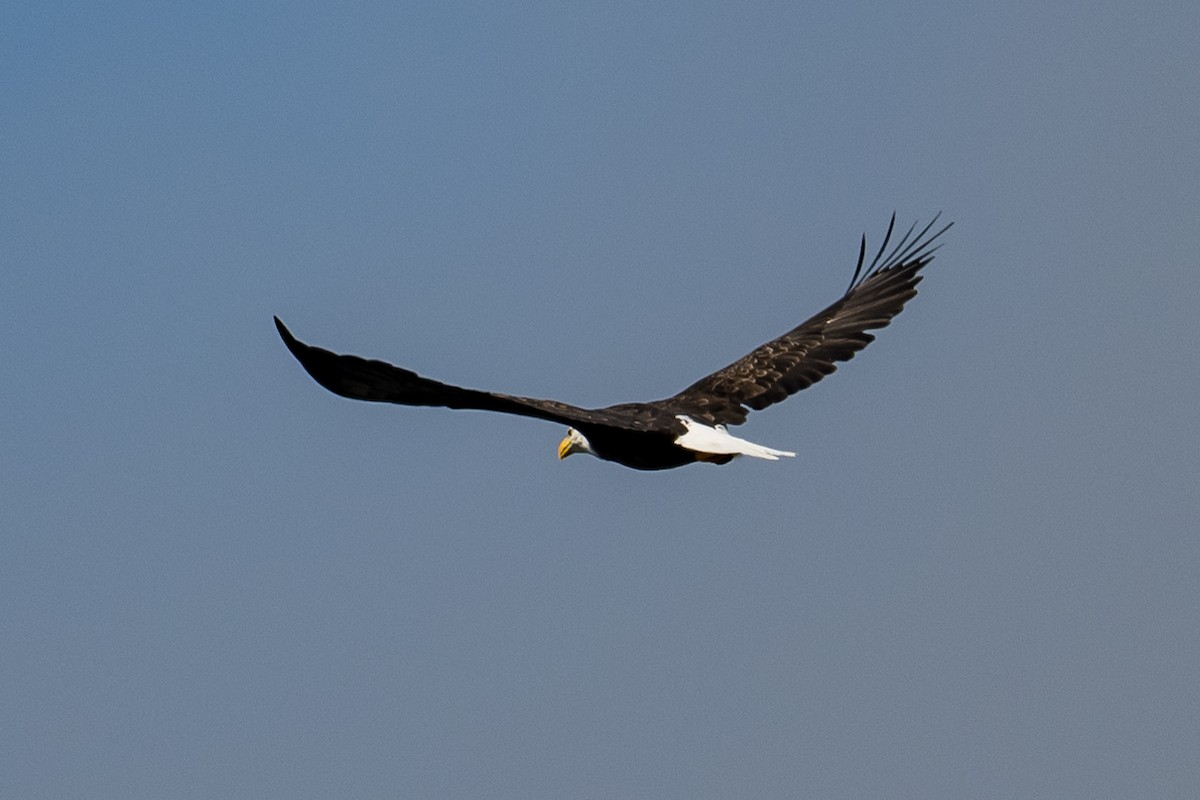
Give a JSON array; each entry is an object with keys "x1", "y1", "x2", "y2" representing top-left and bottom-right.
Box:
[{"x1": 3, "y1": 2, "x2": 1198, "y2": 798}]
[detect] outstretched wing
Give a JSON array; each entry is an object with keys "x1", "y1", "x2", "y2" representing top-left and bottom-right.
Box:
[
  {"x1": 274, "y1": 316, "x2": 624, "y2": 429},
  {"x1": 667, "y1": 214, "x2": 952, "y2": 426}
]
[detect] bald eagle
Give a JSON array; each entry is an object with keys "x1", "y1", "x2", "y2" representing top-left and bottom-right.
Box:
[{"x1": 276, "y1": 214, "x2": 950, "y2": 470}]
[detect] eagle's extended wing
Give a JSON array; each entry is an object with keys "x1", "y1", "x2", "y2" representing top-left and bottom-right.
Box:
[
  {"x1": 667, "y1": 214, "x2": 951, "y2": 426},
  {"x1": 274, "y1": 316, "x2": 615, "y2": 428}
]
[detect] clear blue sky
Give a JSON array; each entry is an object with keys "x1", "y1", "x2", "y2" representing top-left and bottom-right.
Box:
[{"x1": 4, "y1": 2, "x2": 1198, "y2": 798}]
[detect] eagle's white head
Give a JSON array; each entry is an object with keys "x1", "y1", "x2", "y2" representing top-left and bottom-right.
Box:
[{"x1": 558, "y1": 427, "x2": 594, "y2": 460}]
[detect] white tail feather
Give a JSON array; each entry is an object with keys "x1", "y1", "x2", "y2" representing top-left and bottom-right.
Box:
[{"x1": 673, "y1": 416, "x2": 796, "y2": 461}]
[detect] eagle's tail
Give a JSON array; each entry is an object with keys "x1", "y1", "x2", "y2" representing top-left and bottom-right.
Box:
[{"x1": 673, "y1": 416, "x2": 796, "y2": 461}]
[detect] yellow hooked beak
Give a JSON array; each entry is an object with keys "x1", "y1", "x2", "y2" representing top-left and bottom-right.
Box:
[{"x1": 558, "y1": 436, "x2": 574, "y2": 460}]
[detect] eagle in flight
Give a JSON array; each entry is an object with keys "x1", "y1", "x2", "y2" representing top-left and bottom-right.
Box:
[{"x1": 276, "y1": 214, "x2": 950, "y2": 470}]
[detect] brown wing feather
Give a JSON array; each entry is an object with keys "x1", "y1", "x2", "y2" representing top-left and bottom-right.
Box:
[
  {"x1": 274, "y1": 316, "x2": 641, "y2": 430},
  {"x1": 666, "y1": 214, "x2": 952, "y2": 426}
]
